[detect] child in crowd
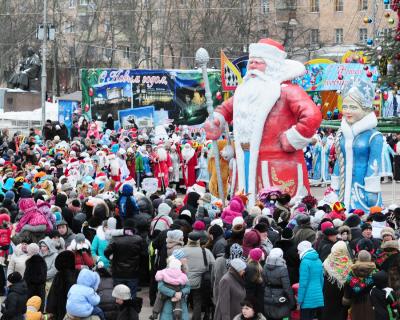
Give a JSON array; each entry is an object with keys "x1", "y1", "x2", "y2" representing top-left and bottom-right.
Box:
[
  {"x1": 112, "y1": 284, "x2": 139, "y2": 320},
  {"x1": 25, "y1": 296, "x2": 43, "y2": 320},
  {"x1": 66, "y1": 269, "x2": 105, "y2": 320},
  {"x1": 153, "y1": 257, "x2": 189, "y2": 320},
  {"x1": 1, "y1": 272, "x2": 28, "y2": 320},
  {"x1": 370, "y1": 270, "x2": 399, "y2": 320}
]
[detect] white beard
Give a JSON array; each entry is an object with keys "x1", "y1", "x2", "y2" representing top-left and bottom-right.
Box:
[
  {"x1": 182, "y1": 147, "x2": 195, "y2": 162},
  {"x1": 157, "y1": 147, "x2": 168, "y2": 161},
  {"x1": 233, "y1": 70, "x2": 281, "y2": 144}
]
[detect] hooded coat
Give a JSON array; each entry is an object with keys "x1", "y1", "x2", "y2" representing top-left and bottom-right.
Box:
[
  {"x1": 7, "y1": 244, "x2": 28, "y2": 279},
  {"x1": 274, "y1": 238, "x2": 300, "y2": 285},
  {"x1": 66, "y1": 269, "x2": 101, "y2": 317},
  {"x1": 381, "y1": 252, "x2": 400, "y2": 303},
  {"x1": 38, "y1": 237, "x2": 58, "y2": 280},
  {"x1": 298, "y1": 249, "x2": 324, "y2": 309},
  {"x1": 214, "y1": 269, "x2": 247, "y2": 320},
  {"x1": 117, "y1": 184, "x2": 139, "y2": 220},
  {"x1": 263, "y1": 256, "x2": 295, "y2": 319},
  {"x1": 1, "y1": 280, "x2": 28, "y2": 320},
  {"x1": 221, "y1": 198, "x2": 244, "y2": 225},
  {"x1": 91, "y1": 226, "x2": 110, "y2": 268},
  {"x1": 46, "y1": 251, "x2": 78, "y2": 320}
]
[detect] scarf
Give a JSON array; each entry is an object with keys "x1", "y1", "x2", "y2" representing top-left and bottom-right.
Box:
[{"x1": 323, "y1": 241, "x2": 353, "y2": 288}]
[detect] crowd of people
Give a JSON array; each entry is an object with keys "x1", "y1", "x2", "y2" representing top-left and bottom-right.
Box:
[{"x1": 0, "y1": 117, "x2": 399, "y2": 320}]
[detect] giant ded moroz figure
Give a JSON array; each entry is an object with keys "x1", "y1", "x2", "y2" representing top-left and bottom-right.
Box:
[{"x1": 205, "y1": 39, "x2": 322, "y2": 206}]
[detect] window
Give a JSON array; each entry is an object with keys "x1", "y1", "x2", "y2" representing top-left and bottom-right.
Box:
[
  {"x1": 335, "y1": 28, "x2": 344, "y2": 43},
  {"x1": 261, "y1": 0, "x2": 270, "y2": 14},
  {"x1": 359, "y1": 28, "x2": 368, "y2": 43},
  {"x1": 123, "y1": 47, "x2": 130, "y2": 59},
  {"x1": 384, "y1": 0, "x2": 391, "y2": 10},
  {"x1": 335, "y1": 0, "x2": 343, "y2": 11},
  {"x1": 310, "y1": 0, "x2": 319, "y2": 12},
  {"x1": 310, "y1": 29, "x2": 319, "y2": 44},
  {"x1": 69, "y1": 0, "x2": 76, "y2": 8},
  {"x1": 79, "y1": 0, "x2": 88, "y2": 5},
  {"x1": 276, "y1": 0, "x2": 296, "y2": 10},
  {"x1": 359, "y1": 0, "x2": 368, "y2": 10}
]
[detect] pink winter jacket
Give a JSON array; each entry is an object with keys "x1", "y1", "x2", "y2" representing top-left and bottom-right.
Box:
[
  {"x1": 221, "y1": 197, "x2": 244, "y2": 225},
  {"x1": 16, "y1": 199, "x2": 51, "y2": 233},
  {"x1": 155, "y1": 268, "x2": 188, "y2": 286}
]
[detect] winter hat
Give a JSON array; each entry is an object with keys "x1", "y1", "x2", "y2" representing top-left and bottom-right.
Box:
[
  {"x1": 210, "y1": 218, "x2": 224, "y2": 228},
  {"x1": 209, "y1": 224, "x2": 224, "y2": 239},
  {"x1": 19, "y1": 187, "x2": 32, "y2": 199},
  {"x1": 230, "y1": 258, "x2": 247, "y2": 273},
  {"x1": 370, "y1": 206, "x2": 382, "y2": 214},
  {"x1": 372, "y1": 270, "x2": 389, "y2": 289},
  {"x1": 56, "y1": 220, "x2": 68, "y2": 227},
  {"x1": 55, "y1": 250, "x2": 75, "y2": 271},
  {"x1": 167, "y1": 229, "x2": 184, "y2": 241},
  {"x1": 268, "y1": 248, "x2": 284, "y2": 259},
  {"x1": 229, "y1": 243, "x2": 244, "y2": 260},
  {"x1": 26, "y1": 296, "x2": 42, "y2": 313},
  {"x1": 361, "y1": 223, "x2": 373, "y2": 232},
  {"x1": 261, "y1": 208, "x2": 272, "y2": 217},
  {"x1": 371, "y1": 212, "x2": 386, "y2": 222},
  {"x1": 4, "y1": 190, "x2": 15, "y2": 200},
  {"x1": 381, "y1": 240, "x2": 399, "y2": 251},
  {"x1": 188, "y1": 231, "x2": 201, "y2": 242},
  {"x1": 353, "y1": 209, "x2": 365, "y2": 217},
  {"x1": 332, "y1": 201, "x2": 346, "y2": 212},
  {"x1": 180, "y1": 210, "x2": 192, "y2": 218},
  {"x1": 296, "y1": 214, "x2": 310, "y2": 225},
  {"x1": 242, "y1": 229, "x2": 261, "y2": 257},
  {"x1": 75, "y1": 233, "x2": 86, "y2": 243},
  {"x1": 254, "y1": 223, "x2": 268, "y2": 233},
  {"x1": 27, "y1": 243, "x2": 40, "y2": 256},
  {"x1": 7, "y1": 272, "x2": 22, "y2": 284},
  {"x1": 320, "y1": 221, "x2": 334, "y2": 232},
  {"x1": 344, "y1": 214, "x2": 361, "y2": 228},
  {"x1": 232, "y1": 216, "x2": 245, "y2": 228},
  {"x1": 323, "y1": 227, "x2": 338, "y2": 236},
  {"x1": 297, "y1": 240, "x2": 312, "y2": 256},
  {"x1": 172, "y1": 249, "x2": 186, "y2": 260},
  {"x1": 158, "y1": 203, "x2": 171, "y2": 215},
  {"x1": 357, "y1": 250, "x2": 372, "y2": 262},
  {"x1": 249, "y1": 206, "x2": 262, "y2": 216},
  {"x1": 388, "y1": 204, "x2": 399, "y2": 211},
  {"x1": 193, "y1": 220, "x2": 206, "y2": 231},
  {"x1": 381, "y1": 227, "x2": 396, "y2": 239},
  {"x1": 168, "y1": 257, "x2": 182, "y2": 270},
  {"x1": 112, "y1": 284, "x2": 131, "y2": 300},
  {"x1": 249, "y1": 248, "x2": 263, "y2": 262},
  {"x1": 333, "y1": 218, "x2": 344, "y2": 228},
  {"x1": 200, "y1": 193, "x2": 212, "y2": 204},
  {"x1": 281, "y1": 227, "x2": 294, "y2": 240}
]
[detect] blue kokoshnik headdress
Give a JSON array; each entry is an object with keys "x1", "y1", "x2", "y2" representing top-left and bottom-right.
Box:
[{"x1": 341, "y1": 77, "x2": 375, "y2": 111}]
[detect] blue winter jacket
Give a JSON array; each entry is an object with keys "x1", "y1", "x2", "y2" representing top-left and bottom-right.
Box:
[
  {"x1": 298, "y1": 249, "x2": 324, "y2": 309},
  {"x1": 66, "y1": 269, "x2": 101, "y2": 317},
  {"x1": 158, "y1": 281, "x2": 191, "y2": 320}
]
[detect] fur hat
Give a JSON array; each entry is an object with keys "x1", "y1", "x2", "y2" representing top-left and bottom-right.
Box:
[
  {"x1": 7, "y1": 272, "x2": 22, "y2": 284},
  {"x1": 112, "y1": 284, "x2": 131, "y2": 300},
  {"x1": 381, "y1": 227, "x2": 395, "y2": 239},
  {"x1": 230, "y1": 258, "x2": 247, "y2": 273},
  {"x1": 344, "y1": 214, "x2": 361, "y2": 228},
  {"x1": 232, "y1": 216, "x2": 245, "y2": 228},
  {"x1": 338, "y1": 225, "x2": 352, "y2": 241},
  {"x1": 55, "y1": 250, "x2": 75, "y2": 271},
  {"x1": 210, "y1": 218, "x2": 224, "y2": 228},
  {"x1": 281, "y1": 227, "x2": 294, "y2": 240},
  {"x1": 381, "y1": 240, "x2": 399, "y2": 251}
]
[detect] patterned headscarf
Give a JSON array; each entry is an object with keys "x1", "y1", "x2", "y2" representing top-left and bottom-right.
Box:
[
  {"x1": 323, "y1": 240, "x2": 353, "y2": 288},
  {"x1": 226, "y1": 243, "x2": 245, "y2": 268}
]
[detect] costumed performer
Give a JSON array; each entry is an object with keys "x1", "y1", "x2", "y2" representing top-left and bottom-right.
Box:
[
  {"x1": 181, "y1": 143, "x2": 197, "y2": 188},
  {"x1": 331, "y1": 78, "x2": 383, "y2": 211},
  {"x1": 205, "y1": 38, "x2": 322, "y2": 206}
]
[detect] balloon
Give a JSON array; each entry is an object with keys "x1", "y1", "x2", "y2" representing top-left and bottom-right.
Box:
[
  {"x1": 363, "y1": 17, "x2": 369, "y2": 24},
  {"x1": 338, "y1": 73, "x2": 343, "y2": 80},
  {"x1": 384, "y1": 0, "x2": 390, "y2": 4},
  {"x1": 89, "y1": 88, "x2": 94, "y2": 97},
  {"x1": 216, "y1": 91, "x2": 222, "y2": 101},
  {"x1": 363, "y1": 65, "x2": 369, "y2": 70},
  {"x1": 384, "y1": 12, "x2": 391, "y2": 18},
  {"x1": 345, "y1": 57, "x2": 352, "y2": 63},
  {"x1": 388, "y1": 18, "x2": 395, "y2": 25},
  {"x1": 84, "y1": 104, "x2": 90, "y2": 112},
  {"x1": 366, "y1": 71, "x2": 373, "y2": 78},
  {"x1": 359, "y1": 58, "x2": 364, "y2": 64},
  {"x1": 367, "y1": 39, "x2": 373, "y2": 45},
  {"x1": 383, "y1": 92, "x2": 389, "y2": 100}
]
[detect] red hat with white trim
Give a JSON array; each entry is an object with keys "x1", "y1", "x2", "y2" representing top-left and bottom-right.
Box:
[{"x1": 249, "y1": 38, "x2": 287, "y2": 62}]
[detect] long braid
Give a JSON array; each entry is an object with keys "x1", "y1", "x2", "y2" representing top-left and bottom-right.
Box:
[{"x1": 334, "y1": 129, "x2": 346, "y2": 202}]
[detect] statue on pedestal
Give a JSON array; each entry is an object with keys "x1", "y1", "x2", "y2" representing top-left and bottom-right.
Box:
[{"x1": 8, "y1": 47, "x2": 41, "y2": 91}]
